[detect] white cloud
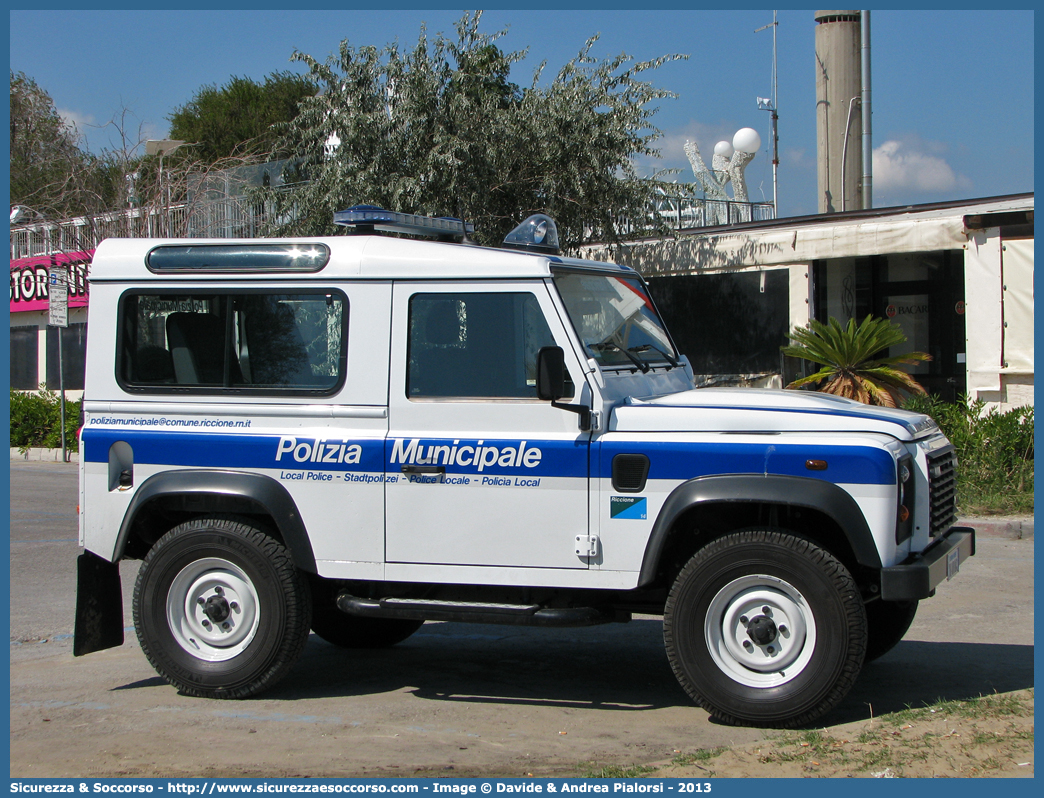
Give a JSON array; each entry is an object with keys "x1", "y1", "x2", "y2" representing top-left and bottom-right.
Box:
[
  {"x1": 58, "y1": 108, "x2": 95, "y2": 137},
  {"x1": 783, "y1": 147, "x2": 812, "y2": 169},
  {"x1": 872, "y1": 139, "x2": 971, "y2": 194}
]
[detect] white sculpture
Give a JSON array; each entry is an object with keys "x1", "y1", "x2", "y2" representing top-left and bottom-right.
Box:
[{"x1": 684, "y1": 128, "x2": 761, "y2": 203}]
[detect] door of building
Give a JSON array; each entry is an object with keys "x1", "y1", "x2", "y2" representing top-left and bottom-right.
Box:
[
  {"x1": 871, "y1": 251, "x2": 966, "y2": 402},
  {"x1": 814, "y1": 251, "x2": 967, "y2": 402}
]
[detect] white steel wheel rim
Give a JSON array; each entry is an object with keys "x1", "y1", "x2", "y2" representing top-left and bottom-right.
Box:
[
  {"x1": 166, "y1": 557, "x2": 261, "y2": 662},
  {"x1": 704, "y1": 574, "x2": 816, "y2": 688}
]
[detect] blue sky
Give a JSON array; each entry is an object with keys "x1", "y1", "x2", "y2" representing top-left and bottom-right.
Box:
[{"x1": 9, "y1": 6, "x2": 1035, "y2": 218}]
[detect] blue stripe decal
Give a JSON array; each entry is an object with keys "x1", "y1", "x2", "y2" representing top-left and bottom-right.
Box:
[
  {"x1": 385, "y1": 437, "x2": 587, "y2": 478},
  {"x1": 82, "y1": 429, "x2": 587, "y2": 478},
  {"x1": 83, "y1": 430, "x2": 890, "y2": 484},
  {"x1": 82, "y1": 429, "x2": 384, "y2": 472},
  {"x1": 600, "y1": 441, "x2": 895, "y2": 485}
]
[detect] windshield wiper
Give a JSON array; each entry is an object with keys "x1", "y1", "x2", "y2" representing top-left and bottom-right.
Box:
[
  {"x1": 629, "y1": 344, "x2": 680, "y2": 369},
  {"x1": 589, "y1": 341, "x2": 650, "y2": 373}
]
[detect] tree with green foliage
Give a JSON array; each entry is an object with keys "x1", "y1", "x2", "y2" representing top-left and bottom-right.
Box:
[
  {"x1": 902, "y1": 393, "x2": 1033, "y2": 514},
  {"x1": 167, "y1": 71, "x2": 317, "y2": 162},
  {"x1": 259, "y1": 12, "x2": 686, "y2": 248},
  {"x1": 10, "y1": 69, "x2": 287, "y2": 248},
  {"x1": 9, "y1": 70, "x2": 107, "y2": 219},
  {"x1": 782, "y1": 316, "x2": 930, "y2": 407}
]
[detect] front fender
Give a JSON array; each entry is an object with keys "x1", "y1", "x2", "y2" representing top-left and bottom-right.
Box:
[
  {"x1": 113, "y1": 469, "x2": 317, "y2": 573},
  {"x1": 638, "y1": 474, "x2": 881, "y2": 587}
]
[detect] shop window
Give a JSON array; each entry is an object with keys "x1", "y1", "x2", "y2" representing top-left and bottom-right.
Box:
[
  {"x1": 646, "y1": 271, "x2": 790, "y2": 375},
  {"x1": 10, "y1": 327, "x2": 39, "y2": 390},
  {"x1": 46, "y1": 323, "x2": 88, "y2": 390}
]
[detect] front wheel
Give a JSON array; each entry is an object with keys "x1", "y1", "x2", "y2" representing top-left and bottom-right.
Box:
[
  {"x1": 132, "y1": 516, "x2": 312, "y2": 699},
  {"x1": 664, "y1": 529, "x2": 866, "y2": 727},
  {"x1": 864, "y1": 599, "x2": 918, "y2": 662}
]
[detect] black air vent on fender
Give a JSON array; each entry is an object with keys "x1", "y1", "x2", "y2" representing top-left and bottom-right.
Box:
[{"x1": 612, "y1": 454, "x2": 650, "y2": 493}]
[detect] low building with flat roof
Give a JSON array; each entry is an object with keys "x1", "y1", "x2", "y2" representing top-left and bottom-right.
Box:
[{"x1": 581, "y1": 193, "x2": 1033, "y2": 410}]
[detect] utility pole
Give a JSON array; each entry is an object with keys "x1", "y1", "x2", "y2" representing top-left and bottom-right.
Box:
[
  {"x1": 861, "y1": 9, "x2": 873, "y2": 209},
  {"x1": 47, "y1": 258, "x2": 69, "y2": 462}
]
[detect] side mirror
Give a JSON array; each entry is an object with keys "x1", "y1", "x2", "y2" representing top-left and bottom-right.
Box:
[
  {"x1": 536, "y1": 346, "x2": 567, "y2": 401},
  {"x1": 537, "y1": 346, "x2": 591, "y2": 431}
]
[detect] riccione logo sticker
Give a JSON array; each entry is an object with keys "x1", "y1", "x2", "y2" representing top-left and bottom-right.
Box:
[{"x1": 610, "y1": 496, "x2": 647, "y2": 520}]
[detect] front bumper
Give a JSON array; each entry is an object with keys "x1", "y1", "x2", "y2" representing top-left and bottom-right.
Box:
[{"x1": 879, "y1": 526, "x2": 976, "y2": 601}]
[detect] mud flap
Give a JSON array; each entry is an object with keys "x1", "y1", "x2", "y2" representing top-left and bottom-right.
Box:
[{"x1": 73, "y1": 551, "x2": 125, "y2": 656}]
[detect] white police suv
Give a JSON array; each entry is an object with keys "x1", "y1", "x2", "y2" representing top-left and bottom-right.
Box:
[{"x1": 74, "y1": 207, "x2": 974, "y2": 727}]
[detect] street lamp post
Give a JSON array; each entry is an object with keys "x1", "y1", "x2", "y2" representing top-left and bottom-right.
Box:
[{"x1": 145, "y1": 139, "x2": 190, "y2": 236}]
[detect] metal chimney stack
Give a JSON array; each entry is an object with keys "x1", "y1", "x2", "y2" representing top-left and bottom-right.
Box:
[{"x1": 815, "y1": 10, "x2": 863, "y2": 213}]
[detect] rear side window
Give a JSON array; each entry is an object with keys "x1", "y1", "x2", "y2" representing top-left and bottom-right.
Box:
[{"x1": 118, "y1": 291, "x2": 347, "y2": 395}]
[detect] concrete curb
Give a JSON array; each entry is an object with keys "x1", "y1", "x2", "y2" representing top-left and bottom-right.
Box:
[
  {"x1": 960, "y1": 516, "x2": 1034, "y2": 540},
  {"x1": 10, "y1": 447, "x2": 79, "y2": 463}
]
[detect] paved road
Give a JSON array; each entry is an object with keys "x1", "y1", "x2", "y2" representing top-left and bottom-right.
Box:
[{"x1": 9, "y1": 460, "x2": 1035, "y2": 778}]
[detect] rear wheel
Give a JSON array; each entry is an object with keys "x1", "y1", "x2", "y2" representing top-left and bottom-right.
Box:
[
  {"x1": 864, "y1": 599, "x2": 918, "y2": 662},
  {"x1": 664, "y1": 529, "x2": 866, "y2": 727},
  {"x1": 133, "y1": 516, "x2": 312, "y2": 699}
]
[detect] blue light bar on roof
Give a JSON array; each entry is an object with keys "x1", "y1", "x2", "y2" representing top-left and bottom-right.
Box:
[{"x1": 333, "y1": 205, "x2": 474, "y2": 239}]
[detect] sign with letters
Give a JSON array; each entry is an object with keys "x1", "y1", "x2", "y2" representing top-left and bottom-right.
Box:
[
  {"x1": 48, "y1": 266, "x2": 68, "y2": 327},
  {"x1": 10, "y1": 251, "x2": 92, "y2": 314}
]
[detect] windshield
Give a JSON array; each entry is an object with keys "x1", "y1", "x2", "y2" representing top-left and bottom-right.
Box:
[{"x1": 554, "y1": 272, "x2": 678, "y2": 371}]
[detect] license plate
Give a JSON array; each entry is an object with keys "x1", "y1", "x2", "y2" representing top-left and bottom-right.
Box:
[{"x1": 946, "y1": 547, "x2": 960, "y2": 580}]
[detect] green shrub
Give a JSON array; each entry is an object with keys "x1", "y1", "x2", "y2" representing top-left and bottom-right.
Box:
[
  {"x1": 902, "y1": 394, "x2": 1034, "y2": 515},
  {"x1": 9, "y1": 389, "x2": 81, "y2": 452}
]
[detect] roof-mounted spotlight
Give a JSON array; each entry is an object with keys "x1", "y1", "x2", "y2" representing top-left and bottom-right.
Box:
[{"x1": 502, "y1": 214, "x2": 561, "y2": 255}]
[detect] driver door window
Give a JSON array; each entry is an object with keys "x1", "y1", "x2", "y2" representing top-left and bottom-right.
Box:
[{"x1": 407, "y1": 292, "x2": 557, "y2": 399}]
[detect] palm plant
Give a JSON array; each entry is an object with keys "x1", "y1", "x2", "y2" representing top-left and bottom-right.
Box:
[{"x1": 782, "y1": 316, "x2": 931, "y2": 407}]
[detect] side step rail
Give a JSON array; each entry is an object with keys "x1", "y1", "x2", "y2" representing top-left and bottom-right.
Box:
[{"x1": 336, "y1": 593, "x2": 625, "y2": 627}]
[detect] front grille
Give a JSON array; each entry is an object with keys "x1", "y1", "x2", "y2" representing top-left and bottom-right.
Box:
[{"x1": 926, "y1": 446, "x2": 958, "y2": 536}]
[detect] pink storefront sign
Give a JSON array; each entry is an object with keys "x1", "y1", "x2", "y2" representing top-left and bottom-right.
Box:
[{"x1": 10, "y1": 251, "x2": 93, "y2": 314}]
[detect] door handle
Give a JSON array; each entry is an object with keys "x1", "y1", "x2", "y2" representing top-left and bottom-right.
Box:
[{"x1": 401, "y1": 465, "x2": 446, "y2": 475}]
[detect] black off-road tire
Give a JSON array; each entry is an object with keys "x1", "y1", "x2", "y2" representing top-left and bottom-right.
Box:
[
  {"x1": 663, "y1": 529, "x2": 867, "y2": 728},
  {"x1": 864, "y1": 599, "x2": 918, "y2": 662},
  {"x1": 132, "y1": 516, "x2": 312, "y2": 699},
  {"x1": 310, "y1": 606, "x2": 424, "y2": 649}
]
